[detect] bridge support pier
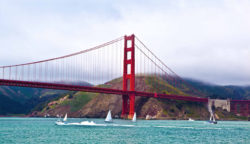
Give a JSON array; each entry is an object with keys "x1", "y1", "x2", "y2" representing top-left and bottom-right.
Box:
[
  {"x1": 246, "y1": 104, "x2": 249, "y2": 117},
  {"x1": 128, "y1": 93, "x2": 135, "y2": 119},
  {"x1": 230, "y1": 101, "x2": 250, "y2": 117},
  {"x1": 230, "y1": 102, "x2": 237, "y2": 115},
  {"x1": 242, "y1": 104, "x2": 249, "y2": 117},
  {"x1": 248, "y1": 104, "x2": 250, "y2": 116},
  {"x1": 121, "y1": 34, "x2": 135, "y2": 119},
  {"x1": 240, "y1": 104, "x2": 245, "y2": 116},
  {"x1": 121, "y1": 95, "x2": 129, "y2": 118}
]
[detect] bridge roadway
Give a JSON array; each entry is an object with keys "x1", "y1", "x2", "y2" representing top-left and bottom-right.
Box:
[{"x1": 0, "y1": 79, "x2": 208, "y2": 102}]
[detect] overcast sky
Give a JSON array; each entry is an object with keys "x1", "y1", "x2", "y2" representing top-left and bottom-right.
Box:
[{"x1": 0, "y1": 0, "x2": 249, "y2": 86}]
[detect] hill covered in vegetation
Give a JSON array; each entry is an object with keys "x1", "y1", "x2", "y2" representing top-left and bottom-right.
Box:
[
  {"x1": 30, "y1": 76, "x2": 249, "y2": 120},
  {"x1": 0, "y1": 81, "x2": 91, "y2": 115},
  {"x1": 0, "y1": 76, "x2": 249, "y2": 120}
]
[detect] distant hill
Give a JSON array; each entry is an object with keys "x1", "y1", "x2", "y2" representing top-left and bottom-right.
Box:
[
  {"x1": 0, "y1": 81, "x2": 92, "y2": 115},
  {"x1": 183, "y1": 78, "x2": 250, "y2": 100},
  {"x1": 0, "y1": 94, "x2": 27, "y2": 115},
  {"x1": 32, "y1": 76, "x2": 248, "y2": 120}
]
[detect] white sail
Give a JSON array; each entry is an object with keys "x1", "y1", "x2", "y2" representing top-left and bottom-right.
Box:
[
  {"x1": 132, "y1": 113, "x2": 136, "y2": 122},
  {"x1": 212, "y1": 114, "x2": 216, "y2": 122},
  {"x1": 188, "y1": 118, "x2": 194, "y2": 121},
  {"x1": 105, "y1": 110, "x2": 112, "y2": 122},
  {"x1": 63, "y1": 113, "x2": 67, "y2": 122}
]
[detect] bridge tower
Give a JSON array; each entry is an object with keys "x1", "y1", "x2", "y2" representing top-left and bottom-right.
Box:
[{"x1": 121, "y1": 34, "x2": 135, "y2": 119}]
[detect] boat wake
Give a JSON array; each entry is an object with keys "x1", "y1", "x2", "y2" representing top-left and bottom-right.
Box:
[
  {"x1": 112, "y1": 124, "x2": 135, "y2": 127},
  {"x1": 154, "y1": 125, "x2": 222, "y2": 130},
  {"x1": 55, "y1": 121, "x2": 135, "y2": 127},
  {"x1": 56, "y1": 121, "x2": 106, "y2": 126}
]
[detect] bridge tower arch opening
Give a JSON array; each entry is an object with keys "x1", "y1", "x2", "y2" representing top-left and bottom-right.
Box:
[{"x1": 121, "y1": 34, "x2": 135, "y2": 119}]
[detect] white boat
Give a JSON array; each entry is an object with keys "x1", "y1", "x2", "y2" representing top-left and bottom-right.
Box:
[
  {"x1": 55, "y1": 121, "x2": 65, "y2": 125},
  {"x1": 79, "y1": 121, "x2": 97, "y2": 126},
  {"x1": 63, "y1": 113, "x2": 67, "y2": 122},
  {"x1": 56, "y1": 120, "x2": 106, "y2": 126},
  {"x1": 132, "y1": 113, "x2": 136, "y2": 122},
  {"x1": 105, "y1": 110, "x2": 113, "y2": 123},
  {"x1": 188, "y1": 118, "x2": 194, "y2": 121},
  {"x1": 63, "y1": 121, "x2": 97, "y2": 126}
]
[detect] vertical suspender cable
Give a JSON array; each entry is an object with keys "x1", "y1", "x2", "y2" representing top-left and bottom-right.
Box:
[{"x1": 9, "y1": 67, "x2": 11, "y2": 80}]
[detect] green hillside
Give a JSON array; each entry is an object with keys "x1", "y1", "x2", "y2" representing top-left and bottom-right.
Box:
[
  {"x1": 0, "y1": 94, "x2": 27, "y2": 115},
  {"x1": 32, "y1": 76, "x2": 248, "y2": 120},
  {"x1": 0, "y1": 86, "x2": 67, "y2": 115},
  {"x1": 0, "y1": 81, "x2": 92, "y2": 115},
  {"x1": 0, "y1": 76, "x2": 249, "y2": 118}
]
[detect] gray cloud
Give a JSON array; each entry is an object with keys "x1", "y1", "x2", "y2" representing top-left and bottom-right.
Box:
[{"x1": 0, "y1": 0, "x2": 249, "y2": 85}]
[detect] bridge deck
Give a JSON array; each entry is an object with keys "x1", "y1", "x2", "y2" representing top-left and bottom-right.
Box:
[{"x1": 0, "y1": 79, "x2": 208, "y2": 102}]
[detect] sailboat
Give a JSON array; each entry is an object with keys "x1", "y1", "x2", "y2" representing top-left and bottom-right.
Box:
[
  {"x1": 188, "y1": 118, "x2": 194, "y2": 121},
  {"x1": 208, "y1": 113, "x2": 217, "y2": 124},
  {"x1": 105, "y1": 110, "x2": 113, "y2": 123},
  {"x1": 55, "y1": 113, "x2": 67, "y2": 125},
  {"x1": 63, "y1": 113, "x2": 68, "y2": 122},
  {"x1": 132, "y1": 113, "x2": 136, "y2": 122},
  {"x1": 207, "y1": 100, "x2": 217, "y2": 124}
]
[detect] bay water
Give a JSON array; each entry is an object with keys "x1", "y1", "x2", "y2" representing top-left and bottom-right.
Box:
[{"x1": 0, "y1": 118, "x2": 249, "y2": 144}]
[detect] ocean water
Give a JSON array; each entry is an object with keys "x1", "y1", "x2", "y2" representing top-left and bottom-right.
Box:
[{"x1": 0, "y1": 118, "x2": 249, "y2": 144}]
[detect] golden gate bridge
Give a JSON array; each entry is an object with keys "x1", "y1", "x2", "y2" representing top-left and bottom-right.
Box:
[{"x1": 0, "y1": 34, "x2": 249, "y2": 118}]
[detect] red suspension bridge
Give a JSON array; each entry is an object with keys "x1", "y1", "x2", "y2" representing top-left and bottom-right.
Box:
[{"x1": 0, "y1": 34, "x2": 249, "y2": 118}]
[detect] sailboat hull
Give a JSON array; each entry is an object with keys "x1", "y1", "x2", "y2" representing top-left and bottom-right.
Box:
[
  {"x1": 55, "y1": 121, "x2": 66, "y2": 125},
  {"x1": 104, "y1": 120, "x2": 113, "y2": 123},
  {"x1": 208, "y1": 121, "x2": 217, "y2": 124}
]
